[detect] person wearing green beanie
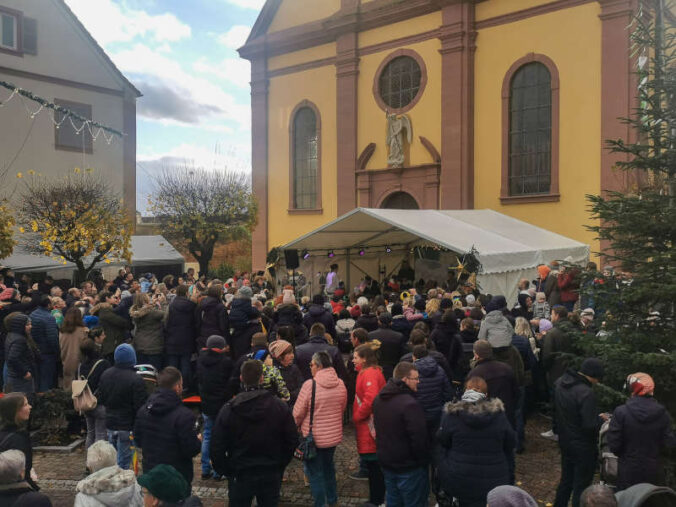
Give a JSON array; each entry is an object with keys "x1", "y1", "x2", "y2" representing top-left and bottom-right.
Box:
[{"x1": 138, "y1": 464, "x2": 202, "y2": 506}]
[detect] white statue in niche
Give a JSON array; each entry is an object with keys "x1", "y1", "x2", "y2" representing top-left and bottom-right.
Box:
[{"x1": 386, "y1": 111, "x2": 412, "y2": 168}]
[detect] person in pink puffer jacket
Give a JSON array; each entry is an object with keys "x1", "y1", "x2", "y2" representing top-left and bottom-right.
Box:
[{"x1": 293, "y1": 351, "x2": 347, "y2": 507}]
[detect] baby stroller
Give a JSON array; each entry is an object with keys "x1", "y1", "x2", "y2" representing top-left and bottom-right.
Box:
[
  {"x1": 135, "y1": 364, "x2": 158, "y2": 395},
  {"x1": 599, "y1": 416, "x2": 618, "y2": 489}
]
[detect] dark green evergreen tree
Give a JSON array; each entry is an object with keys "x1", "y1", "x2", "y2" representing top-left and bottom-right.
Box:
[{"x1": 582, "y1": 0, "x2": 676, "y2": 415}]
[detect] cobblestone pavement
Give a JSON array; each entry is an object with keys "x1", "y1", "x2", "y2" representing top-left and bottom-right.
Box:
[{"x1": 36, "y1": 414, "x2": 561, "y2": 506}]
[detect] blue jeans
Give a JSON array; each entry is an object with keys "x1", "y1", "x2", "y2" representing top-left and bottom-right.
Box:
[
  {"x1": 107, "y1": 430, "x2": 133, "y2": 470},
  {"x1": 38, "y1": 354, "x2": 57, "y2": 392},
  {"x1": 383, "y1": 467, "x2": 429, "y2": 507},
  {"x1": 201, "y1": 414, "x2": 215, "y2": 475},
  {"x1": 303, "y1": 446, "x2": 338, "y2": 507},
  {"x1": 136, "y1": 353, "x2": 163, "y2": 372},
  {"x1": 165, "y1": 353, "x2": 192, "y2": 390}
]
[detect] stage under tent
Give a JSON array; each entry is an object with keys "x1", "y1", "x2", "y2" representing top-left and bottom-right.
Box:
[{"x1": 281, "y1": 208, "x2": 590, "y2": 306}]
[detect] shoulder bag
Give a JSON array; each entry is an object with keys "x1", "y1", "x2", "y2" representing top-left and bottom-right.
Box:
[
  {"x1": 72, "y1": 359, "x2": 104, "y2": 415},
  {"x1": 293, "y1": 380, "x2": 317, "y2": 461}
]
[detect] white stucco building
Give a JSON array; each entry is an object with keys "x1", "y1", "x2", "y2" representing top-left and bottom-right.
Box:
[{"x1": 0, "y1": 0, "x2": 140, "y2": 218}]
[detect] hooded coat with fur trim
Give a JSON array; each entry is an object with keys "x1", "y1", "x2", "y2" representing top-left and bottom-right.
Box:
[
  {"x1": 437, "y1": 398, "x2": 516, "y2": 505},
  {"x1": 73, "y1": 465, "x2": 143, "y2": 507},
  {"x1": 130, "y1": 305, "x2": 166, "y2": 355}
]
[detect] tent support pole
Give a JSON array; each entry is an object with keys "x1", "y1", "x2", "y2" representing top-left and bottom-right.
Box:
[{"x1": 345, "y1": 249, "x2": 351, "y2": 297}]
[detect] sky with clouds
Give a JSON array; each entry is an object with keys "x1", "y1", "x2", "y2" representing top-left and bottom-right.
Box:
[{"x1": 63, "y1": 0, "x2": 265, "y2": 211}]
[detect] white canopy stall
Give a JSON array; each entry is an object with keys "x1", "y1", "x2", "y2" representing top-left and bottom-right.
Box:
[
  {"x1": 282, "y1": 208, "x2": 589, "y2": 306},
  {"x1": 2, "y1": 235, "x2": 184, "y2": 280}
]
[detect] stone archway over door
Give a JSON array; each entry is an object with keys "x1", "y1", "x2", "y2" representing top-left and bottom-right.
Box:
[{"x1": 381, "y1": 191, "x2": 419, "y2": 209}]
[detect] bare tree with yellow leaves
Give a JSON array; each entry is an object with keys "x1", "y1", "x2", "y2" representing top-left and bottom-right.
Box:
[
  {"x1": 148, "y1": 167, "x2": 257, "y2": 276},
  {"x1": 17, "y1": 169, "x2": 132, "y2": 282}
]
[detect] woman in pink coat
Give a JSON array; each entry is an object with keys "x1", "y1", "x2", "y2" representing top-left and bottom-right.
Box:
[
  {"x1": 352, "y1": 343, "x2": 386, "y2": 506},
  {"x1": 293, "y1": 350, "x2": 347, "y2": 507}
]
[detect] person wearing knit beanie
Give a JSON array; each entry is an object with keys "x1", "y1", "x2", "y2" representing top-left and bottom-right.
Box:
[
  {"x1": 206, "y1": 335, "x2": 226, "y2": 350},
  {"x1": 487, "y1": 485, "x2": 538, "y2": 507},
  {"x1": 114, "y1": 343, "x2": 137, "y2": 366},
  {"x1": 238, "y1": 286, "x2": 253, "y2": 299},
  {"x1": 268, "y1": 340, "x2": 292, "y2": 359}
]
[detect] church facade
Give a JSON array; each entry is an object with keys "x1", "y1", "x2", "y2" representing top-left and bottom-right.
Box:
[{"x1": 239, "y1": 0, "x2": 641, "y2": 269}]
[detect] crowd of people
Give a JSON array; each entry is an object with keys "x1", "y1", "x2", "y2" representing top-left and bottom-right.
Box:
[{"x1": 0, "y1": 261, "x2": 673, "y2": 507}]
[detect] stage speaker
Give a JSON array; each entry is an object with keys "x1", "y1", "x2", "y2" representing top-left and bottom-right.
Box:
[{"x1": 284, "y1": 249, "x2": 300, "y2": 270}]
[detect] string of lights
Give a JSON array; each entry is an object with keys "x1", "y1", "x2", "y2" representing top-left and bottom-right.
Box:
[{"x1": 0, "y1": 80, "x2": 124, "y2": 144}]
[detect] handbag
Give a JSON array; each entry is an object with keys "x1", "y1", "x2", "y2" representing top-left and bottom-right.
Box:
[
  {"x1": 72, "y1": 359, "x2": 104, "y2": 415},
  {"x1": 294, "y1": 380, "x2": 317, "y2": 461}
]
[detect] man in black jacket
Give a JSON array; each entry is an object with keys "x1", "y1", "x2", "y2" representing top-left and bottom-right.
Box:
[
  {"x1": 368, "y1": 312, "x2": 406, "y2": 380},
  {"x1": 295, "y1": 323, "x2": 346, "y2": 381},
  {"x1": 134, "y1": 366, "x2": 201, "y2": 494},
  {"x1": 97, "y1": 344, "x2": 148, "y2": 470},
  {"x1": 467, "y1": 340, "x2": 519, "y2": 429},
  {"x1": 553, "y1": 358, "x2": 605, "y2": 507},
  {"x1": 164, "y1": 285, "x2": 197, "y2": 393},
  {"x1": 211, "y1": 360, "x2": 297, "y2": 507},
  {"x1": 373, "y1": 361, "x2": 429, "y2": 507},
  {"x1": 197, "y1": 335, "x2": 234, "y2": 479},
  {"x1": 302, "y1": 294, "x2": 336, "y2": 339}
]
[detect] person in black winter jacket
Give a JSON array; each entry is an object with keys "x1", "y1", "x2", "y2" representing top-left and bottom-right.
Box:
[
  {"x1": 607, "y1": 372, "x2": 676, "y2": 491},
  {"x1": 390, "y1": 303, "x2": 412, "y2": 341},
  {"x1": 210, "y1": 360, "x2": 298, "y2": 506},
  {"x1": 412, "y1": 345, "x2": 452, "y2": 435},
  {"x1": 4, "y1": 314, "x2": 37, "y2": 396},
  {"x1": 553, "y1": 358, "x2": 605, "y2": 507},
  {"x1": 164, "y1": 285, "x2": 198, "y2": 392},
  {"x1": 196, "y1": 286, "x2": 229, "y2": 350},
  {"x1": 302, "y1": 295, "x2": 336, "y2": 339},
  {"x1": 197, "y1": 335, "x2": 234, "y2": 479},
  {"x1": 29, "y1": 296, "x2": 59, "y2": 392},
  {"x1": 355, "y1": 304, "x2": 379, "y2": 333},
  {"x1": 467, "y1": 341, "x2": 518, "y2": 430},
  {"x1": 437, "y1": 376, "x2": 516, "y2": 507},
  {"x1": 229, "y1": 316, "x2": 262, "y2": 362},
  {"x1": 429, "y1": 309, "x2": 463, "y2": 379},
  {"x1": 228, "y1": 287, "x2": 259, "y2": 331},
  {"x1": 368, "y1": 313, "x2": 406, "y2": 380},
  {"x1": 271, "y1": 303, "x2": 308, "y2": 345},
  {"x1": 373, "y1": 362, "x2": 429, "y2": 507},
  {"x1": 134, "y1": 366, "x2": 201, "y2": 494},
  {"x1": 295, "y1": 323, "x2": 346, "y2": 381},
  {"x1": 97, "y1": 344, "x2": 148, "y2": 470},
  {"x1": 400, "y1": 329, "x2": 453, "y2": 381},
  {"x1": 0, "y1": 291, "x2": 39, "y2": 391},
  {"x1": 0, "y1": 393, "x2": 39, "y2": 491}
]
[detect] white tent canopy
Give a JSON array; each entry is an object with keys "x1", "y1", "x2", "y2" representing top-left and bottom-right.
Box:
[
  {"x1": 2, "y1": 235, "x2": 184, "y2": 274},
  {"x1": 282, "y1": 208, "x2": 589, "y2": 305}
]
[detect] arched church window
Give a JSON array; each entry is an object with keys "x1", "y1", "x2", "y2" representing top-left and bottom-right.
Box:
[
  {"x1": 508, "y1": 62, "x2": 552, "y2": 196},
  {"x1": 292, "y1": 106, "x2": 319, "y2": 210}
]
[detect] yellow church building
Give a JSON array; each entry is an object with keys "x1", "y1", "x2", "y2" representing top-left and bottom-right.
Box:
[{"x1": 239, "y1": 0, "x2": 641, "y2": 270}]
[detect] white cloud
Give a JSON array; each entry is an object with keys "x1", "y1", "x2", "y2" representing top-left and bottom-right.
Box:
[
  {"x1": 222, "y1": 0, "x2": 266, "y2": 10},
  {"x1": 138, "y1": 143, "x2": 250, "y2": 172},
  {"x1": 217, "y1": 25, "x2": 252, "y2": 49},
  {"x1": 65, "y1": 0, "x2": 191, "y2": 45},
  {"x1": 194, "y1": 57, "x2": 251, "y2": 89},
  {"x1": 110, "y1": 44, "x2": 250, "y2": 128}
]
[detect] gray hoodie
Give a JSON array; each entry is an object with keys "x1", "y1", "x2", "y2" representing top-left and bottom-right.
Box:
[
  {"x1": 477, "y1": 310, "x2": 514, "y2": 348},
  {"x1": 74, "y1": 465, "x2": 143, "y2": 507}
]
